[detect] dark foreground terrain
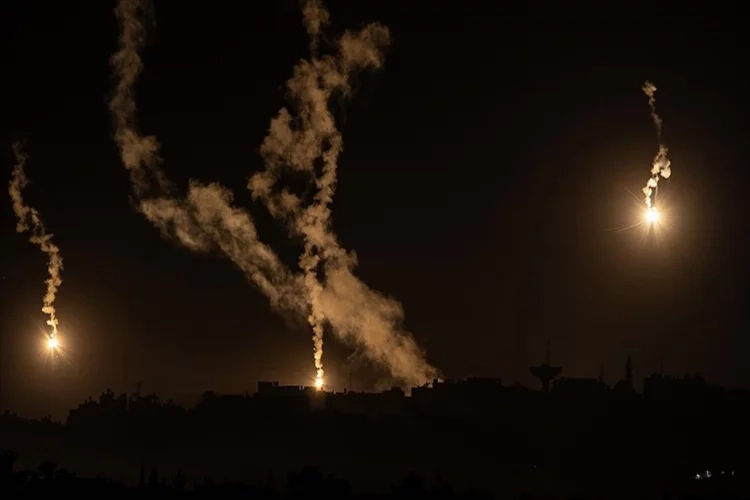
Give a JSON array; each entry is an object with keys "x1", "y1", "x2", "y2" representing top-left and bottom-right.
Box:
[{"x1": 3, "y1": 373, "x2": 750, "y2": 498}]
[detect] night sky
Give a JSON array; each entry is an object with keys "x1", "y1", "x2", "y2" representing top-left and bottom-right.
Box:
[{"x1": 2, "y1": 1, "x2": 748, "y2": 418}]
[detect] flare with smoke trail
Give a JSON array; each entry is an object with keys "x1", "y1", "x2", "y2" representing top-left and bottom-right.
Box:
[
  {"x1": 8, "y1": 143, "x2": 63, "y2": 340},
  {"x1": 251, "y1": 0, "x2": 438, "y2": 386},
  {"x1": 110, "y1": 0, "x2": 438, "y2": 388},
  {"x1": 641, "y1": 81, "x2": 672, "y2": 209}
]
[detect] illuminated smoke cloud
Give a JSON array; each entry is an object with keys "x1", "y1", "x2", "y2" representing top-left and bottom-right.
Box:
[
  {"x1": 641, "y1": 81, "x2": 672, "y2": 208},
  {"x1": 251, "y1": 0, "x2": 438, "y2": 386},
  {"x1": 9, "y1": 143, "x2": 63, "y2": 338}
]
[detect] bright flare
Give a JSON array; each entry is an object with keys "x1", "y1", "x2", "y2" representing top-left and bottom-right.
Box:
[
  {"x1": 646, "y1": 207, "x2": 659, "y2": 224},
  {"x1": 47, "y1": 335, "x2": 59, "y2": 350},
  {"x1": 315, "y1": 376, "x2": 324, "y2": 390}
]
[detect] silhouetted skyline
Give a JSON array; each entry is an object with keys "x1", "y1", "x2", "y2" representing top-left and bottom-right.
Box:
[
  {"x1": 3, "y1": 368, "x2": 750, "y2": 498},
  {"x1": 2, "y1": 0, "x2": 749, "y2": 421}
]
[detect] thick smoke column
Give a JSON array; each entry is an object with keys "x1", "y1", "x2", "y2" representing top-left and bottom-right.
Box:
[
  {"x1": 641, "y1": 81, "x2": 672, "y2": 208},
  {"x1": 251, "y1": 0, "x2": 438, "y2": 386},
  {"x1": 8, "y1": 144, "x2": 63, "y2": 339}
]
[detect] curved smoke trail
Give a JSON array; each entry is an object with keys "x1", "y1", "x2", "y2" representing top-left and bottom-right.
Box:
[
  {"x1": 9, "y1": 143, "x2": 63, "y2": 339},
  {"x1": 641, "y1": 81, "x2": 672, "y2": 209}
]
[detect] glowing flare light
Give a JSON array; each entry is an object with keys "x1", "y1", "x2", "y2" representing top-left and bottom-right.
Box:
[
  {"x1": 646, "y1": 207, "x2": 659, "y2": 224},
  {"x1": 47, "y1": 335, "x2": 59, "y2": 350}
]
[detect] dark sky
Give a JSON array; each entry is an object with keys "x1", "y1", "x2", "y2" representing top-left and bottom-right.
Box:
[{"x1": 1, "y1": 1, "x2": 748, "y2": 417}]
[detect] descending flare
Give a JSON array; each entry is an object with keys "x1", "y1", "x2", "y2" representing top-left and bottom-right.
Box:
[
  {"x1": 8, "y1": 144, "x2": 64, "y2": 339},
  {"x1": 641, "y1": 81, "x2": 672, "y2": 209}
]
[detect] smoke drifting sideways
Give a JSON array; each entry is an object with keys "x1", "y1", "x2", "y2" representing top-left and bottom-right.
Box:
[
  {"x1": 109, "y1": 0, "x2": 439, "y2": 388},
  {"x1": 641, "y1": 81, "x2": 672, "y2": 210},
  {"x1": 8, "y1": 143, "x2": 63, "y2": 342}
]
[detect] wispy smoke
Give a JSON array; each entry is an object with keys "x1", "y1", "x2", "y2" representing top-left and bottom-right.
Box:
[
  {"x1": 110, "y1": 0, "x2": 305, "y2": 315},
  {"x1": 109, "y1": 0, "x2": 170, "y2": 196},
  {"x1": 251, "y1": 0, "x2": 438, "y2": 386},
  {"x1": 641, "y1": 81, "x2": 672, "y2": 208},
  {"x1": 110, "y1": 0, "x2": 438, "y2": 388},
  {"x1": 139, "y1": 185, "x2": 306, "y2": 313},
  {"x1": 642, "y1": 81, "x2": 662, "y2": 138},
  {"x1": 9, "y1": 143, "x2": 63, "y2": 338},
  {"x1": 302, "y1": 0, "x2": 330, "y2": 53}
]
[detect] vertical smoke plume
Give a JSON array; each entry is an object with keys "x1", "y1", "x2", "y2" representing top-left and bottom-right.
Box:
[
  {"x1": 251, "y1": 0, "x2": 438, "y2": 386},
  {"x1": 8, "y1": 143, "x2": 63, "y2": 338},
  {"x1": 641, "y1": 81, "x2": 672, "y2": 208}
]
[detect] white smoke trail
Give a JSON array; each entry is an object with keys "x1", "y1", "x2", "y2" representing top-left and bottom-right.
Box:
[
  {"x1": 9, "y1": 143, "x2": 63, "y2": 338},
  {"x1": 251, "y1": 0, "x2": 438, "y2": 387},
  {"x1": 641, "y1": 81, "x2": 672, "y2": 208}
]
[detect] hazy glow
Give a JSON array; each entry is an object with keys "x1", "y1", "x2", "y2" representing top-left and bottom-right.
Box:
[
  {"x1": 315, "y1": 376, "x2": 324, "y2": 390},
  {"x1": 646, "y1": 207, "x2": 659, "y2": 224}
]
